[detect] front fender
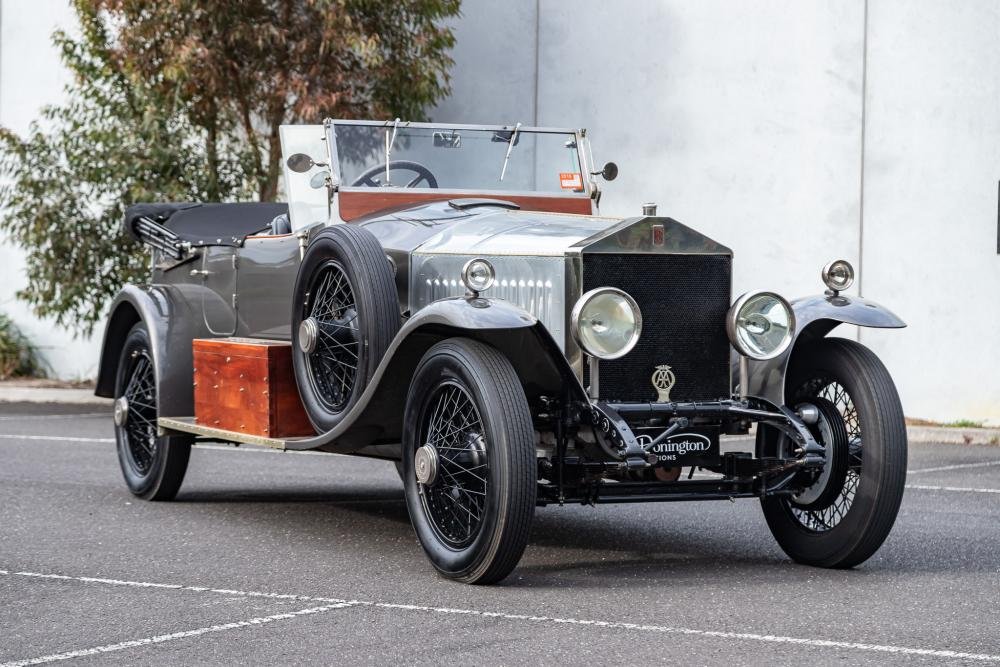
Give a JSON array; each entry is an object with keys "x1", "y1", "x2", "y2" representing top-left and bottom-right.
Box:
[
  {"x1": 94, "y1": 284, "x2": 202, "y2": 418},
  {"x1": 290, "y1": 296, "x2": 584, "y2": 453},
  {"x1": 742, "y1": 293, "x2": 905, "y2": 404}
]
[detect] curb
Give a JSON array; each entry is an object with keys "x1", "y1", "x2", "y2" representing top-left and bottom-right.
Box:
[
  {"x1": 0, "y1": 386, "x2": 111, "y2": 406},
  {"x1": 906, "y1": 425, "x2": 1000, "y2": 446}
]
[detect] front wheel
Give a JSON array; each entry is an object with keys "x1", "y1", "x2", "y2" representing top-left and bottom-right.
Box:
[
  {"x1": 402, "y1": 338, "x2": 536, "y2": 584},
  {"x1": 759, "y1": 338, "x2": 907, "y2": 568}
]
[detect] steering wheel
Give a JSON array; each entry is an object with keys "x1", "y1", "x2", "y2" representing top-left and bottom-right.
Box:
[{"x1": 351, "y1": 160, "x2": 438, "y2": 188}]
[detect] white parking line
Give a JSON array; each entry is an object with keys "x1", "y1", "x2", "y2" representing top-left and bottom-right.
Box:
[
  {"x1": 0, "y1": 603, "x2": 354, "y2": 667},
  {"x1": 0, "y1": 413, "x2": 108, "y2": 422},
  {"x1": 0, "y1": 435, "x2": 113, "y2": 443},
  {"x1": 2, "y1": 569, "x2": 998, "y2": 662},
  {"x1": 908, "y1": 461, "x2": 1000, "y2": 474},
  {"x1": 10, "y1": 570, "x2": 348, "y2": 603},
  {"x1": 906, "y1": 484, "x2": 1000, "y2": 495}
]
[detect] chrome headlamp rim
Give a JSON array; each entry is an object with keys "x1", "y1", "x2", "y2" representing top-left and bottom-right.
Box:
[
  {"x1": 821, "y1": 259, "x2": 855, "y2": 292},
  {"x1": 461, "y1": 257, "x2": 496, "y2": 293},
  {"x1": 570, "y1": 286, "x2": 643, "y2": 361},
  {"x1": 726, "y1": 290, "x2": 796, "y2": 361}
]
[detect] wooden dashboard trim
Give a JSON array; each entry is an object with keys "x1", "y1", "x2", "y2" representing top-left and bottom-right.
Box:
[{"x1": 337, "y1": 190, "x2": 594, "y2": 221}]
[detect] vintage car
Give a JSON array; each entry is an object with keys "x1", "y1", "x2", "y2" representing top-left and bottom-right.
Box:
[{"x1": 96, "y1": 119, "x2": 908, "y2": 584}]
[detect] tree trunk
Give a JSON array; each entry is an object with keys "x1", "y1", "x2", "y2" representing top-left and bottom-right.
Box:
[
  {"x1": 205, "y1": 111, "x2": 220, "y2": 201},
  {"x1": 261, "y1": 121, "x2": 283, "y2": 202}
]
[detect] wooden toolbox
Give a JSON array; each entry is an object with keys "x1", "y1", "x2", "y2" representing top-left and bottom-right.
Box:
[{"x1": 193, "y1": 338, "x2": 314, "y2": 438}]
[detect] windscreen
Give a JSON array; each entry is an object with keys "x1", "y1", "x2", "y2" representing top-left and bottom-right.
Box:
[{"x1": 334, "y1": 124, "x2": 585, "y2": 194}]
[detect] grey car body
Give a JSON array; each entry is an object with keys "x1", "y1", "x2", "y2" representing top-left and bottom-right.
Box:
[{"x1": 95, "y1": 198, "x2": 903, "y2": 454}]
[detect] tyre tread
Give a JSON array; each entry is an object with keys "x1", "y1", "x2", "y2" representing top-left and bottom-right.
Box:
[
  {"x1": 116, "y1": 322, "x2": 191, "y2": 502},
  {"x1": 762, "y1": 337, "x2": 907, "y2": 568},
  {"x1": 292, "y1": 224, "x2": 400, "y2": 430},
  {"x1": 405, "y1": 337, "x2": 536, "y2": 585}
]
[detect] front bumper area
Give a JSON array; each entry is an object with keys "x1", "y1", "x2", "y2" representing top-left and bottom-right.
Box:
[{"x1": 536, "y1": 396, "x2": 826, "y2": 506}]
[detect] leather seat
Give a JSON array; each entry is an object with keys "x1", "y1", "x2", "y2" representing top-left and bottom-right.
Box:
[{"x1": 269, "y1": 213, "x2": 292, "y2": 235}]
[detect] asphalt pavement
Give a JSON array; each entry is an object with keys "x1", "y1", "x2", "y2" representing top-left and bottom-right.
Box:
[{"x1": 1, "y1": 402, "x2": 998, "y2": 665}]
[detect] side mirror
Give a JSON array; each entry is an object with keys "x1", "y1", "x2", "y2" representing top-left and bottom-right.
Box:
[
  {"x1": 286, "y1": 153, "x2": 316, "y2": 173},
  {"x1": 309, "y1": 171, "x2": 330, "y2": 189},
  {"x1": 598, "y1": 161, "x2": 618, "y2": 182}
]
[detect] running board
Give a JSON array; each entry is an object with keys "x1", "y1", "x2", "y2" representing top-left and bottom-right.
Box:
[{"x1": 157, "y1": 416, "x2": 315, "y2": 450}]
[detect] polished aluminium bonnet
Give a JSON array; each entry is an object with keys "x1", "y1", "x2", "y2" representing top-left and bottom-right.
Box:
[{"x1": 409, "y1": 209, "x2": 623, "y2": 353}]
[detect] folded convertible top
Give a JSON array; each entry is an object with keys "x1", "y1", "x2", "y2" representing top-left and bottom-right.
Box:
[{"x1": 123, "y1": 202, "x2": 289, "y2": 247}]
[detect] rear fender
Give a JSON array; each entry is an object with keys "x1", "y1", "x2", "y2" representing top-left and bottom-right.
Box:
[
  {"x1": 294, "y1": 297, "x2": 584, "y2": 453},
  {"x1": 95, "y1": 284, "x2": 202, "y2": 417},
  {"x1": 742, "y1": 293, "x2": 906, "y2": 404}
]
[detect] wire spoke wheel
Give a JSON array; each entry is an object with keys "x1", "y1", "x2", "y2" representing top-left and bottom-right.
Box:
[
  {"x1": 305, "y1": 261, "x2": 360, "y2": 411},
  {"x1": 118, "y1": 349, "x2": 158, "y2": 474},
  {"x1": 419, "y1": 381, "x2": 489, "y2": 549},
  {"x1": 787, "y1": 378, "x2": 859, "y2": 532},
  {"x1": 759, "y1": 338, "x2": 907, "y2": 569},
  {"x1": 113, "y1": 322, "x2": 190, "y2": 501},
  {"x1": 291, "y1": 225, "x2": 400, "y2": 432},
  {"x1": 402, "y1": 338, "x2": 535, "y2": 584}
]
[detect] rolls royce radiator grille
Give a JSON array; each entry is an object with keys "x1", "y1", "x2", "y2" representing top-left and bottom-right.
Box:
[{"x1": 582, "y1": 253, "x2": 732, "y2": 402}]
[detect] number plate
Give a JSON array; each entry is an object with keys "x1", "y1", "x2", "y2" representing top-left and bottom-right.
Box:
[{"x1": 636, "y1": 427, "x2": 720, "y2": 467}]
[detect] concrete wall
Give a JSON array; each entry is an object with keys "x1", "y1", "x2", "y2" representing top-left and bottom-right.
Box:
[
  {"x1": 860, "y1": 1, "x2": 1000, "y2": 422},
  {"x1": 434, "y1": 0, "x2": 1000, "y2": 424},
  {"x1": 1, "y1": 1, "x2": 998, "y2": 422},
  {"x1": 0, "y1": 0, "x2": 100, "y2": 379}
]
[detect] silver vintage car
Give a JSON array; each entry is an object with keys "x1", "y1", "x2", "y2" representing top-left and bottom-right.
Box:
[{"x1": 96, "y1": 119, "x2": 908, "y2": 584}]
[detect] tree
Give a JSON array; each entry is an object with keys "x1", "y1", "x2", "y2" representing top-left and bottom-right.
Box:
[{"x1": 0, "y1": 0, "x2": 459, "y2": 336}]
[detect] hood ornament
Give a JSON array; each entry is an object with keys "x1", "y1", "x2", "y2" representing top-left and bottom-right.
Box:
[{"x1": 652, "y1": 364, "x2": 676, "y2": 402}]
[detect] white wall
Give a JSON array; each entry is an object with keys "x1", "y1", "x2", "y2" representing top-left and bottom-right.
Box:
[
  {"x1": 435, "y1": 0, "x2": 1000, "y2": 424},
  {"x1": 2, "y1": 1, "x2": 998, "y2": 423},
  {"x1": 0, "y1": 0, "x2": 100, "y2": 379},
  {"x1": 860, "y1": 1, "x2": 1000, "y2": 422}
]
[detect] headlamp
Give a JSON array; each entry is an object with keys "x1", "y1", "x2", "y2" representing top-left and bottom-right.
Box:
[
  {"x1": 727, "y1": 291, "x2": 795, "y2": 360},
  {"x1": 571, "y1": 287, "x2": 642, "y2": 360}
]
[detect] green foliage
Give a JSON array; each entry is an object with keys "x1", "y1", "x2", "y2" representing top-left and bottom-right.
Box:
[
  {"x1": 0, "y1": 313, "x2": 45, "y2": 379},
  {"x1": 0, "y1": 0, "x2": 459, "y2": 336},
  {"x1": 943, "y1": 419, "x2": 985, "y2": 429}
]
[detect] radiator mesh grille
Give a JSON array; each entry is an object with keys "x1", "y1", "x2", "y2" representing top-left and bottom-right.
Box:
[{"x1": 582, "y1": 253, "x2": 732, "y2": 402}]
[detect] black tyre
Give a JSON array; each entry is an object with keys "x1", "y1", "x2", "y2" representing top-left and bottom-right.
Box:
[
  {"x1": 292, "y1": 225, "x2": 400, "y2": 431},
  {"x1": 113, "y1": 323, "x2": 191, "y2": 500},
  {"x1": 402, "y1": 338, "x2": 536, "y2": 584},
  {"x1": 759, "y1": 338, "x2": 907, "y2": 568}
]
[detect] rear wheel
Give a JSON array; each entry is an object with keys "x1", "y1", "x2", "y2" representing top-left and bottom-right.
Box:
[
  {"x1": 402, "y1": 339, "x2": 536, "y2": 584},
  {"x1": 113, "y1": 323, "x2": 191, "y2": 500},
  {"x1": 760, "y1": 338, "x2": 907, "y2": 568},
  {"x1": 292, "y1": 225, "x2": 400, "y2": 431}
]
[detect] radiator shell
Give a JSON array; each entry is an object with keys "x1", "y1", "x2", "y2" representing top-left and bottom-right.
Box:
[{"x1": 581, "y1": 253, "x2": 732, "y2": 402}]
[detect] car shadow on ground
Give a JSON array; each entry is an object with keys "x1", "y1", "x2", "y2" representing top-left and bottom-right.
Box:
[
  {"x1": 169, "y1": 483, "x2": 806, "y2": 587},
  {"x1": 168, "y1": 480, "x2": 1000, "y2": 587},
  {"x1": 176, "y1": 487, "x2": 406, "y2": 506}
]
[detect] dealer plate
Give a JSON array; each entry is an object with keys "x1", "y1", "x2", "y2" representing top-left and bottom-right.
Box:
[{"x1": 636, "y1": 427, "x2": 720, "y2": 467}]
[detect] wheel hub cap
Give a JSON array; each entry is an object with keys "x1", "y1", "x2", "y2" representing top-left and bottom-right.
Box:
[
  {"x1": 298, "y1": 317, "x2": 319, "y2": 355},
  {"x1": 113, "y1": 397, "x2": 129, "y2": 426},
  {"x1": 414, "y1": 444, "x2": 439, "y2": 486},
  {"x1": 793, "y1": 401, "x2": 849, "y2": 509}
]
